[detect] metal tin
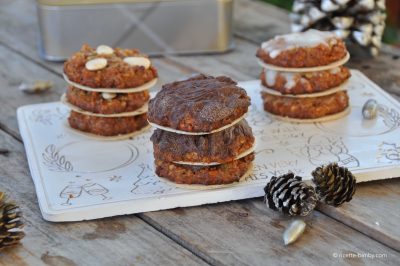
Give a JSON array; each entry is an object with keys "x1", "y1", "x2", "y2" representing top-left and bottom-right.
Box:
[{"x1": 36, "y1": 0, "x2": 234, "y2": 61}]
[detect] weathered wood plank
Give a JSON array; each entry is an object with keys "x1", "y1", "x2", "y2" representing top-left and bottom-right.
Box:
[
  {"x1": 0, "y1": 130, "x2": 207, "y2": 266},
  {"x1": 140, "y1": 200, "x2": 400, "y2": 266},
  {"x1": 0, "y1": 45, "x2": 66, "y2": 138},
  {"x1": 317, "y1": 178, "x2": 400, "y2": 251}
]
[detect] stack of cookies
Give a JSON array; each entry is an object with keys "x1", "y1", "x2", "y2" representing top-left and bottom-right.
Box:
[
  {"x1": 62, "y1": 44, "x2": 158, "y2": 138},
  {"x1": 256, "y1": 29, "x2": 351, "y2": 122},
  {"x1": 148, "y1": 75, "x2": 255, "y2": 186}
]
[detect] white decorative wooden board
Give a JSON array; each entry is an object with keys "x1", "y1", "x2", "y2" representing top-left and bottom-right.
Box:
[{"x1": 17, "y1": 70, "x2": 400, "y2": 222}]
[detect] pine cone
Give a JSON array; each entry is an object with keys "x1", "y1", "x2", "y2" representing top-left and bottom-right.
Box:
[
  {"x1": 312, "y1": 163, "x2": 356, "y2": 206},
  {"x1": 264, "y1": 173, "x2": 317, "y2": 216},
  {"x1": 0, "y1": 192, "x2": 25, "y2": 250},
  {"x1": 290, "y1": 0, "x2": 386, "y2": 56}
]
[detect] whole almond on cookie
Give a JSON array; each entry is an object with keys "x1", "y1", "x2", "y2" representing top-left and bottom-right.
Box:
[
  {"x1": 96, "y1": 45, "x2": 114, "y2": 55},
  {"x1": 85, "y1": 58, "x2": 108, "y2": 71},
  {"x1": 123, "y1": 57, "x2": 151, "y2": 69}
]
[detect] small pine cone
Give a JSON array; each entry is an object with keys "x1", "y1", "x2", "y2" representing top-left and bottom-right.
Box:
[
  {"x1": 312, "y1": 163, "x2": 356, "y2": 206},
  {"x1": 264, "y1": 173, "x2": 317, "y2": 216},
  {"x1": 0, "y1": 192, "x2": 25, "y2": 250},
  {"x1": 290, "y1": 0, "x2": 386, "y2": 56}
]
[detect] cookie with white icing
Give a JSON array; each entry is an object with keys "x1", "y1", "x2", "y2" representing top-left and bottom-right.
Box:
[
  {"x1": 260, "y1": 66, "x2": 351, "y2": 95},
  {"x1": 256, "y1": 29, "x2": 348, "y2": 68}
]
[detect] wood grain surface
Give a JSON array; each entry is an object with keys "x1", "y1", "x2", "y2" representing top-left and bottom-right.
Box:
[
  {"x1": 140, "y1": 201, "x2": 400, "y2": 266},
  {"x1": 0, "y1": 130, "x2": 206, "y2": 266},
  {"x1": 0, "y1": 0, "x2": 399, "y2": 265}
]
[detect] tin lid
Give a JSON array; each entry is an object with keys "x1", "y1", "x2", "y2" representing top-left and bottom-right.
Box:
[{"x1": 37, "y1": 0, "x2": 176, "y2": 6}]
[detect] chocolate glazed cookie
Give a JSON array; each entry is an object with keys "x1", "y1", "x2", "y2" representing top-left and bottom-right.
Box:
[
  {"x1": 148, "y1": 74, "x2": 251, "y2": 133},
  {"x1": 151, "y1": 119, "x2": 254, "y2": 164}
]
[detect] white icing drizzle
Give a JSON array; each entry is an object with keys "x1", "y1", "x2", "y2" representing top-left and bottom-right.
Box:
[
  {"x1": 265, "y1": 69, "x2": 278, "y2": 86},
  {"x1": 96, "y1": 45, "x2": 114, "y2": 55},
  {"x1": 261, "y1": 29, "x2": 336, "y2": 59},
  {"x1": 264, "y1": 69, "x2": 299, "y2": 90},
  {"x1": 329, "y1": 67, "x2": 341, "y2": 74},
  {"x1": 264, "y1": 66, "x2": 342, "y2": 90},
  {"x1": 284, "y1": 73, "x2": 298, "y2": 89}
]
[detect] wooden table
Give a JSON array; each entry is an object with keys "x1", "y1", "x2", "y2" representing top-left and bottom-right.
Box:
[{"x1": 0, "y1": 0, "x2": 399, "y2": 265}]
